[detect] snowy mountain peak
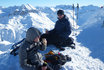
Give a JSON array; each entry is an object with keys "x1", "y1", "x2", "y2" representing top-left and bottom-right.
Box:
[
  {"x1": 0, "y1": 4, "x2": 38, "y2": 18},
  {"x1": 21, "y1": 4, "x2": 36, "y2": 11},
  {"x1": 55, "y1": 5, "x2": 73, "y2": 10}
]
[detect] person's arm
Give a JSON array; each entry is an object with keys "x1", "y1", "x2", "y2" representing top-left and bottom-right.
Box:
[
  {"x1": 66, "y1": 21, "x2": 72, "y2": 35},
  {"x1": 48, "y1": 29, "x2": 56, "y2": 34}
]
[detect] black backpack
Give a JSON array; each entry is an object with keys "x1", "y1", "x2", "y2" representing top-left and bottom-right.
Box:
[
  {"x1": 44, "y1": 52, "x2": 71, "y2": 70},
  {"x1": 44, "y1": 53, "x2": 71, "y2": 65},
  {"x1": 10, "y1": 38, "x2": 25, "y2": 56}
]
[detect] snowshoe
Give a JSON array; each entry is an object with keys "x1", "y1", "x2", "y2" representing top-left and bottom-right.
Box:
[
  {"x1": 10, "y1": 38, "x2": 25, "y2": 56},
  {"x1": 10, "y1": 47, "x2": 19, "y2": 56}
]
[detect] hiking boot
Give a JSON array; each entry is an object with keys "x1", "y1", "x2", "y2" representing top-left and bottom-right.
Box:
[
  {"x1": 62, "y1": 37, "x2": 74, "y2": 47},
  {"x1": 56, "y1": 46, "x2": 65, "y2": 51},
  {"x1": 66, "y1": 55, "x2": 71, "y2": 61},
  {"x1": 70, "y1": 43, "x2": 75, "y2": 49},
  {"x1": 59, "y1": 47, "x2": 65, "y2": 51},
  {"x1": 55, "y1": 43, "x2": 65, "y2": 51}
]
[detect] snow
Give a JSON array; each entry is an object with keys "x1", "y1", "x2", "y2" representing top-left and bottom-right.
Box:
[
  {"x1": 77, "y1": 5, "x2": 99, "y2": 26},
  {"x1": 0, "y1": 4, "x2": 104, "y2": 70},
  {"x1": 77, "y1": 8, "x2": 104, "y2": 62},
  {"x1": 0, "y1": 10, "x2": 3, "y2": 14},
  {"x1": 0, "y1": 40, "x2": 11, "y2": 45}
]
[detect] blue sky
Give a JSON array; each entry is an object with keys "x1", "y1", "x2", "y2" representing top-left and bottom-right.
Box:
[{"x1": 0, "y1": 0, "x2": 104, "y2": 7}]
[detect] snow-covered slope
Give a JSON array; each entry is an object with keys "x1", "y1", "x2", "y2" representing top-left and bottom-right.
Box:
[
  {"x1": 77, "y1": 8, "x2": 104, "y2": 62},
  {"x1": 0, "y1": 4, "x2": 104, "y2": 70},
  {"x1": 77, "y1": 5, "x2": 100, "y2": 26}
]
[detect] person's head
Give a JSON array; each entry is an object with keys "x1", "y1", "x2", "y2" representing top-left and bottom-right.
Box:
[
  {"x1": 34, "y1": 36, "x2": 40, "y2": 42},
  {"x1": 57, "y1": 10, "x2": 65, "y2": 19},
  {"x1": 26, "y1": 27, "x2": 41, "y2": 43}
]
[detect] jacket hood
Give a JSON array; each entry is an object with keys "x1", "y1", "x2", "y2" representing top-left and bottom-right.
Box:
[{"x1": 26, "y1": 27, "x2": 41, "y2": 43}]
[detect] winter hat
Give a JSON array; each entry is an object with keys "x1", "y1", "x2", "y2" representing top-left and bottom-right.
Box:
[
  {"x1": 26, "y1": 27, "x2": 40, "y2": 43},
  {"x1": 57, "y1": 10, "x2": 64, "y2": 15}
]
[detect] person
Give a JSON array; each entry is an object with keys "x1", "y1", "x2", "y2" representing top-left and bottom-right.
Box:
[
  {"x1": 41, "y1": 10, "x2": 75, "y2": 51},
  {"x1": 19, "y1": 27, "x2": 52, "y2": 70}
]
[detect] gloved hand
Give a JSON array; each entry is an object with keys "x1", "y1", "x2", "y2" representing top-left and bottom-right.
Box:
[{"x1": 41, "y1": 62, "x2": 48, "y2": 70}]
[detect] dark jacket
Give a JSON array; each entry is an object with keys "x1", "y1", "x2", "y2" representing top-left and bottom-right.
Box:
[
  {"x1": 49, "y1": 15, "x2": 71, "y2": 39},
  {"x1": 19, "y1": 27, "x2": 46, "y2": 70}
]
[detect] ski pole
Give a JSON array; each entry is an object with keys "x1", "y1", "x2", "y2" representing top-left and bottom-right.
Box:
[{"x1": 72, "y1": 4, "x2": 75, "y2": 36}]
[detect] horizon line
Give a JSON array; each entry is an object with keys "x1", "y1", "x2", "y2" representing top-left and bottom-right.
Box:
[{"x1": 0, "y1": 4, "x2": 101, "y2": 8}]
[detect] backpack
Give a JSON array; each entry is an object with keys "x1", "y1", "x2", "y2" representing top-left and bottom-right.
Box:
[
  {"x1": 10, "y1": 38, "x2": 25, "y2": 56},
  {"x1": 44, "y1": 51, "x2": 71, "y2": 70},
  {"x1": 44, "y1": 51, "x2": 71, "y2": 65}
]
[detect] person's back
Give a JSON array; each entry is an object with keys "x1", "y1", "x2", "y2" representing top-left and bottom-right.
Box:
[{"x1": 19, "y1": 27, "x2": 47, "y2": 70}]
